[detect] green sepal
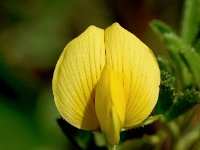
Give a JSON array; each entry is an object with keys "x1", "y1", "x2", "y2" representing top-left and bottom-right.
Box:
[
  {"x1": 122, "y1": 115, "x2": 162, "y2": 131},
  {"x1": 137, "y1": 115, "x2": 163, "y2": 127}
]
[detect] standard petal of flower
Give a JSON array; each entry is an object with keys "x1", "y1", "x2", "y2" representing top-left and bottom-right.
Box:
[
  {"x1": 105, "y1": 23, "x2": 160, "y2": 129},
  {"x1": 52, "y1": 26, "x2": 105, "y2": 130},
  {"x1": 95, "y1": 66, "x2": 126, "y2": 145}
]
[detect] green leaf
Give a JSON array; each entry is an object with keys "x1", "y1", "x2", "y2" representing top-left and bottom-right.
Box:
[
  {"x1": 181, "y1": 0, "x2": 200, "y2": 44},
  {"x1": 150, "y1": 20, "x2": 193, "y2": 88},
  {"x1": 150, "y1": 20, "x2": 200, "y2": 88},
  {"x1": 149, "y1": 20, "x2": 174, "y2": 39},
  {"x1": 156, "y1": 71, "x2": 175, "y2": 114},
  {"x1": 163, "y1": 33, "x2": 200, "y2": 88},
  {"x1": 166, "y1": 89, "x2": 200, "y2": 121}
]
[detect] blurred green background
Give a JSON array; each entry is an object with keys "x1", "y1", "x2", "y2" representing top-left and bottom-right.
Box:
[{"x1": 0, "y1": 0, "x2": 183, "y2": 149}]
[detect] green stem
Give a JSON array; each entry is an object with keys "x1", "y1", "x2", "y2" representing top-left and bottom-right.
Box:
[
  {"x1": 107, "y1": 143, "x2": 117, "y2": 150},
  {"x1": 105, "y1": 136, "x2": 117, "y2": 150}
]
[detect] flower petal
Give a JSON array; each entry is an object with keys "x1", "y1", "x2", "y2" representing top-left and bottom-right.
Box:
[
  {"x1": 95, "y1": 66, "x2": 126, "y2": 145},
  {"x1": 105, "y1": 23, "x2": 160, "y2": 129},
  {"x1": 52, "y1": 25, "x2": 105, "y2": 130}
]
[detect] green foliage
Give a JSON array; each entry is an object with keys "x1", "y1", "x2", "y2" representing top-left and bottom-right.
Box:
[
  {"x1": 156, "y1": 70, "x2": 175, "y2": 114},
  {"x1": 150, "y1": 20, "x2": 194, "y2": 88},
  {"x1": 150, "y1": 19, "x2": 200, "y2": 89},
  {"x1": 166, "y1": 89, "x2": 200, "y2": 121},
  {"x1": 155, "y1": 57, "x2": 200, "y2": 122},
  {"x1": 149, "y1": 20, "x2": 174, "y2": 37},
  {"x1": 181, "y1": 0, "x2": 200, "y2": 44},
  {"x1": 150, "y1": 0, "x2": 200, "y2": 125},
  {"x1": 155, "y1": 56, "x2": 200, "y2": 122}
]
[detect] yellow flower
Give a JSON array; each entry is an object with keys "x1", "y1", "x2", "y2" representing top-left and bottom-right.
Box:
[{"x1": 52, "y1": 23, "x2": 160, "y2": 145}]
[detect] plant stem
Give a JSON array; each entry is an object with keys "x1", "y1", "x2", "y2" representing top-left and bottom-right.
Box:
[{"x1": 107, "y1": 143, "x2": 117, "y2": 150}]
